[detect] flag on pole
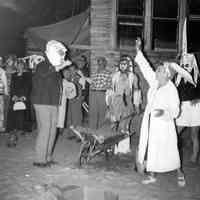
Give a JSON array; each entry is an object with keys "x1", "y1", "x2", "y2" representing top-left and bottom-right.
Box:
[{"x1": 182, "y1": 18, "x2": 187, "y2": 55}]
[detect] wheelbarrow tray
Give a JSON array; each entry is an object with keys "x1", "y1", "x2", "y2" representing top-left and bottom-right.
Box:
[{"x1": 70, "y1": 126, "x2": 130, "y2": 166}]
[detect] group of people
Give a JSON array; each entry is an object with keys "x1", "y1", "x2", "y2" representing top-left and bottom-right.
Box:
[
  {"x1": 89, "y1": 38, "x2": 199, "y2": 187},
  {"x1": 0, "y1": 38, "x2": 199, "y2": 188},
  {"x1": 57, "y1": 60, "x2": 89, "y2": 133},
  {"x1": 0, "y1": 55, "x2": 33, "y2": 140},
  {"x1": 134, "y1": 38, "x2": 200, "y2": 187}
]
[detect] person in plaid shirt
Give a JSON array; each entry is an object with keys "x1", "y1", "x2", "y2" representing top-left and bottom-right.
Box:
[{"x1": 89, "y1": 57, "x2": 112, "y2": 129}]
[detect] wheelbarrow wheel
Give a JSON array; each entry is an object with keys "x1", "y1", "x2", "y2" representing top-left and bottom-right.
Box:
[
  {"x1": 105, "y1": 145, "x2": 115, "y2": 161},
  {"x1": 79, "y1": 154, "x2": 88, "y2": 166},
  {"x1": 79, "y1": 146, "x2": 90, "y2": 166}
]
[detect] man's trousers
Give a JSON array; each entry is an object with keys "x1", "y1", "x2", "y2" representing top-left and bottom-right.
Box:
[{"x1": 34, "y1": 104, "x2": 58, "y2": 163}]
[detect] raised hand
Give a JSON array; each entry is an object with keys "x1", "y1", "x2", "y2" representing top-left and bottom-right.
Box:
[{"x1": 135, "y1": 37, "x2": 142, "y2": 52}]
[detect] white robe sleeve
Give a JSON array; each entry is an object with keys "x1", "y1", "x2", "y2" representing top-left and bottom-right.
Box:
[{"x1": 134, "y1": 50, "x2": 156, "y2": 87}]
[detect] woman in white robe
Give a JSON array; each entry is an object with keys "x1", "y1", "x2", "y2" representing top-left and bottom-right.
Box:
[{"x1": 134, "y1": 38, "x2": 185, "y2": 187}]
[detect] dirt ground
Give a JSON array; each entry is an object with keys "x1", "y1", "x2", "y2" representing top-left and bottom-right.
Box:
[{"x1": 0, "y1": 129, "x2": 200, "y2": 200}]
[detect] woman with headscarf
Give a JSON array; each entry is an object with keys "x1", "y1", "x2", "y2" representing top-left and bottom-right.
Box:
[{"x1": 6, "y1": 60, "x2": 32, "y2": 138}]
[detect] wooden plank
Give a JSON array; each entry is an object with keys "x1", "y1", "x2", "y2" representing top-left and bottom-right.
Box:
[
  {"x1": 178, "y1": 0, "x2": 187, "y2": 53},
  {"x1": 111, "y1": 0, "x2": 117, "y2": 49},
  {"x1": 144, "y1": 0, "x2": 152, "y2": 51}
]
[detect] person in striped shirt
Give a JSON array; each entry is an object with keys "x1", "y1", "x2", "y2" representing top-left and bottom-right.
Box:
[{"x1": 89, "y1": 57, "x2": 112, "y2": 130}]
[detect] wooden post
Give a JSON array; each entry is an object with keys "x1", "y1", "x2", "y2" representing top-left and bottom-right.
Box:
[
  {"x1": 111, "y1": 0, "x2": 117, "y2": 50},
  {"x1": 144, "y1": 0, "x2": 152, "y2": 51},
  {"x1": 178, "y1": 0, "x2": 187, "y2": 54}
]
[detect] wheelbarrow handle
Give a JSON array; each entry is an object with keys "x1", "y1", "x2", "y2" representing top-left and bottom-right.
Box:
[{"x1": 69, "y1": 126, "x2": 84, "y2": 142}]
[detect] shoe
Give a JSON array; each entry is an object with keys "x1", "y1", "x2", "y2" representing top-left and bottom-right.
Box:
[
  {"x1": 47, "y1": 160, "x2": 59, "y2": 166},
  {"x1": 20, "y1": 131, "x2": 26, "y2": 136},
  {"x1": 33, "y1": 162, "x2": 49, "y2": 168},
  {"x1": 177, "y1": 176, "x2": 186, "y2": 187},
  {"x1": 6, "y1": 134, "x2": 18, "y2": 147},
  {"x1": 142, "y1": 176, "x2": 157, "y2": 184},
  {"x1": 67, "y1": 135, "x2": 76, "y2": 140}
]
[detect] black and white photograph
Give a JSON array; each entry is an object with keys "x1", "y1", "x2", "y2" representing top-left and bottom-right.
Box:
[{"x1": 0, "y1": 0, "x2": 200, "y2": 199}]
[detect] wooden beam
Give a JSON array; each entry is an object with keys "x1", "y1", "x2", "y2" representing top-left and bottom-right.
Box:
[
  {"x1": 178, "y1": 0, "x2": 187, "y2": 53},
  {"x1": 70, "y1": 44, "x2": 112, "y2": 50},
  {"x1": 144, "y1": 0, "x2": 152, "y2": 51},
  {"x1": 111, "y1": 0, "x2": 117, "y2": 50}
]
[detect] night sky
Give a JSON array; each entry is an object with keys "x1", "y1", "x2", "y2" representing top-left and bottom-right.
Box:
[{"x1": 0, "y1": 0, "x2": 89, "y2": 56}]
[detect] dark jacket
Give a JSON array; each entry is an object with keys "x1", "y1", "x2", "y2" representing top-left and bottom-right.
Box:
[
  {"x1": 176, "y1": 52, "x2": 200, "y2": 101},
  {"x1": 31, "y1": 60, "x2": 62, "y2": 106},
  {"x1": 177, "y1": 78, "x2": 200, "y2": 101}
]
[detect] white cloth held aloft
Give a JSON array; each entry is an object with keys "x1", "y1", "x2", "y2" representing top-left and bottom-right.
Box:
[{"x1": 45, "y1": 40, "x2": 72, "y2": 71}]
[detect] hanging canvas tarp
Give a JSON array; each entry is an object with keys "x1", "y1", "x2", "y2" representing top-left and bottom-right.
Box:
[{"x1": 24, "y1": 10, "x2": 90, "y2": 52}]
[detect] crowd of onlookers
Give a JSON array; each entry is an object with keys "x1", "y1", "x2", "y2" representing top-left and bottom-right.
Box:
[
  {"x1": 1, "y1": 38, "x2": 200, "y2": 188},
  {"x1": 0, "y1": 55, "x2": 33, "y2": 136},
  {"x1": 0, "y1": 54, "x2": 90, "y2": 143},
  {"x1": 0, "y1": 51, "x2": 141, "y2": 140}
]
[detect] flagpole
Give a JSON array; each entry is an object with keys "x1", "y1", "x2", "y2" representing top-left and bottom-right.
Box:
[{"x1": 182, "y1": 18, "x2": 187, "y2": 56}]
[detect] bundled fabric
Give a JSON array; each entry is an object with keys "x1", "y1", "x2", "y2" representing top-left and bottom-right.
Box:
[
  {"x1": 45, "y1": 40, "x2": 72, "y2": 71},
  {"x1": 175, "y1": 53, "x2": 199, "y2": 87}
]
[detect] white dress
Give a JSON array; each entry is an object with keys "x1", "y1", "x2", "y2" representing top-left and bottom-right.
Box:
[{"x1": 135, "y1": 51, "x2": 181, "y2": 172}]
